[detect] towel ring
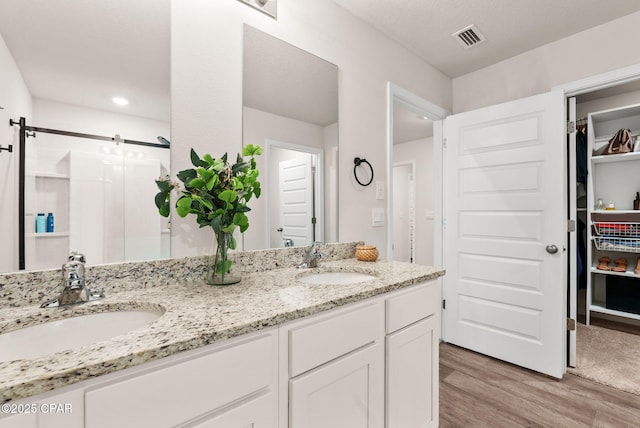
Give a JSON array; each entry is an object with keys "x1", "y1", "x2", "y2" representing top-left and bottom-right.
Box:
[{"x1": 353, "y1": 157, "x2": 374, "y2": 187}]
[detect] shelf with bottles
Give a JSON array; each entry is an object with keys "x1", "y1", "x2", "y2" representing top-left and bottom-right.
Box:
[{"x1": 25, "y1": 232, "x2": 70, "y2": 239}]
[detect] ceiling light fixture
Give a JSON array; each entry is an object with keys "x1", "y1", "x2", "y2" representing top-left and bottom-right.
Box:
[{"x1": 112, "y1": 97, "x2": 129, "y2": 106}]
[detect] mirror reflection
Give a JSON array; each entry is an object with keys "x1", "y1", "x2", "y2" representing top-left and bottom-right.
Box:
[
  {"x1": 242, "y1": 26, "x2": 339, "y2": 250},
  {"x1": 0, "y1": 1, "x2": 170, "y2": 273},
  {"x1": 391, "y1": 98, "x2": 435, "y2": 265}
]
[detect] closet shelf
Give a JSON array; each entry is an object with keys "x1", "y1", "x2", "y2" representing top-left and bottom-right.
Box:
[
  {"x1": 591, "y1": 266, "x2": 640, "y2": 278},
  {"x1": 588, "y1": 304, "x2": 640, "y2": 322},
  {"x1": 591, "y1": 151, "x2": 640, "y2": 164}
]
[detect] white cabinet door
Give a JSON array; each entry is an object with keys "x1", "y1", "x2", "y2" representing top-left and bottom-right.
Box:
[
  {"x1": 289, "y1": 342, "x2": 384, "y2": 428},
  {"x1": 443, "y1": 89, "x2": 566, "y2": 379},
  {"x1": 386, "y1": 316, "x2": 439, "y2": 428}
]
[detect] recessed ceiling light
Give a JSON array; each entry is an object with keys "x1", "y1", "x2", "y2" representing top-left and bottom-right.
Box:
[{"x1": 112, "y1": 97, "x2": 129, "y2": 106}]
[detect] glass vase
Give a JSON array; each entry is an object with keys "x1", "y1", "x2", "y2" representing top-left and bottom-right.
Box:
[{"x1": 206, "y1": 230, "x2": 241, "y2": 285}]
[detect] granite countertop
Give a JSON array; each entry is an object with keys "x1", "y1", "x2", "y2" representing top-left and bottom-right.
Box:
[{"x1": 0, "y1": 257, "x2": 444, "y2": 402}]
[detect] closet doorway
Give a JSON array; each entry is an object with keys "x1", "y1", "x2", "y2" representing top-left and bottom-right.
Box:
[{"x1": 566, "y1": 73, "x2": 640, "y2": 394}]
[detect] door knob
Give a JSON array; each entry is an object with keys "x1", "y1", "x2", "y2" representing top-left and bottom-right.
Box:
[{"x1": 546, "y1": 245, "x2": 558, "y2": 254}]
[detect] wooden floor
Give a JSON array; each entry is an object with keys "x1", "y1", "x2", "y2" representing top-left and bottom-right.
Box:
[{"x1": 439, "y1": 343, "x2": 640, "y2": 427}]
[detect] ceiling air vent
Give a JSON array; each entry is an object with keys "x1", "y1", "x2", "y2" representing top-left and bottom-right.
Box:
[{"x1": 452, "y1": 25, "x2": 486, "y2": 49}]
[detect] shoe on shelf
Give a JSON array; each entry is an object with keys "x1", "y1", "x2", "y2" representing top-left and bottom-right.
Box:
[
  {"x1": 635, "y1": 256, "x2": 640, "y2": 275},
  {"x1": 613, "y1": 257, "x2": 628, "y2": 273},
  {"x1": 597, "y1": 256, "x2": 612, "y2": 271}
]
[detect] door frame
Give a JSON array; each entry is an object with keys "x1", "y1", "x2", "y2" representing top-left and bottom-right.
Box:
[
  {"x1": 264, "y1": 139, "x2": 324, "y2": 248},
  {"x1": 386, "y1": 82, "x2": 449, "y2": 263}
]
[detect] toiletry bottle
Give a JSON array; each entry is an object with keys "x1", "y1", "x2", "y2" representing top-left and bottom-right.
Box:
[
  {"x1": 46, "y1": 212, "x2": 54, "y2": 232},
  {"x1": 635, "y1": 192, "x2": 640, "y2": 210},
  {"x1": 596, "y1": 198, "x2": 604, "y2": 210},
  {"x1": 36, "y1": 213, "x2": 46, "y2": 233},
  {"x1": 606, "y1": 201, "x2": 616, "y2": 211}
]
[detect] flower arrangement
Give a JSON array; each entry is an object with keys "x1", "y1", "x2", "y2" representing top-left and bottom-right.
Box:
[{"x1": 155, "y1": 144, "x2": 262, "y2": 284}]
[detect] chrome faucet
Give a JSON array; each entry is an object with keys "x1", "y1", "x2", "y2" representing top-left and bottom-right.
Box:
[
  {"x1": 297, "y1": 242, "x2": 323, "y2": 269},
  {"x1": 41, "y1": 252, "x2": 104, "y2": 308}
]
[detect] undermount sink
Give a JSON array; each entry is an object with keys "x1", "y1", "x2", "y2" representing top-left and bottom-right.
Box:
[
  {"x1": 297, "y1": 271, "x2": 377, "y2": 285},
  {"x1": 0, "y1": 310, "x2": 163, "y2": 362}
]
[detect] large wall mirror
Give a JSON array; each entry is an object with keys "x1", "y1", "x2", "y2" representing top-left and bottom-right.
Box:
[
  {"x1": 0, "y1": 1, "x2": 170, "y2": 273},
  {"x1": 242, "y1": 26, "x2": 339, "y2": 250}
]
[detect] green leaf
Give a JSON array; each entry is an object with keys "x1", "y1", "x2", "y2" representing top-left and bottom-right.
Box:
[
  {"x1": 176, "y1": 196, "x2": 193, "y2": 217},
  {"x1": 159, "y1": 204, "x2": 170, "y2": 217},
  {"x1": 190, "y1": 148, "x2": 208, "y2": 168},
  {"x1": 155, "y1": 190, "x2": 170, "y2": 210},
  {"x1": 206, "y1": 174, "x2": 218, "y2": 191},
  {"x1": 189, "y1": 177, "x2": 205, "y2": 189},
  {"x1": 192, "y1": 195, "x2": 213, "y2": 210},
  {"x1": 218, "y1": 189, "x2": 238, "y2": 207},
  {"x1": 155, "y1": 179, "x2": 173, "y2": 192},
  {"x1": 216, "y1": 259, "x2": 232, "y2": 274},
  {"x1": 233, "y1": 212, "x2": 249, "y2": 233},
  {"x1": 242, "y1": 144, "x2": 263, "y2": 157},
  {"x1": 203, "y1": 153, "x2": 214, "y2": 165},
  {"x1": 222, "y1": 224, "x2": 236, "y2": 234},
  {"x1": 176, "y1": 168, "x2": 197, "y2": 184}
]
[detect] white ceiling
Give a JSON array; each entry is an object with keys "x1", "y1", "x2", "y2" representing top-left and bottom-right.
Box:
[
  {"x1": 333, "y1": 0, "x2": 640, "y2": 78},
  {"x1": 2, "y1": 1, "x2": 640, "y2": 125}
]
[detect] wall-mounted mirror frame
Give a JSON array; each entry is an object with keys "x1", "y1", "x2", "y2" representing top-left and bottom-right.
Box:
[
  {"x1": 386, "y1": 82, "x2": 448, "y2": 265},
  {"x1": 242, "y1": 25, "x2": 339, "y2": 250}
]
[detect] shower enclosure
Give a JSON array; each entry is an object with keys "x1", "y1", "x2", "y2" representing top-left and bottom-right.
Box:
[{"x1": 11, "y1": 117, "x2": 170, "y2": 271}]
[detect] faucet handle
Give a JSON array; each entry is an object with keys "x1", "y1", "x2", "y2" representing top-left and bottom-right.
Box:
[
  {"x1": 62, "y1": 261, "x2": 85, "y2": 290},
  {"x1": 68, "y1": 251, "x2": 86, "y2": 263}
]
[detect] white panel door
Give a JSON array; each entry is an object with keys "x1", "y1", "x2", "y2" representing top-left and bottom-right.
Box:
[
  {"x1": 443, "y1": 90, "x2": 566, "y2": 378},
  {"x1": 279, "y1": 155, "x2": 314, "y2": 247}
]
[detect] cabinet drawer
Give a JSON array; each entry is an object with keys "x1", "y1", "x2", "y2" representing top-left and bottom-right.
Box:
[
  {"x1": 288, "y1": 301, "x2": 383, "y2": 377},
  {"x1": 85, "y1": 330, "x2": 277, "y2": 428},
  {"x1": 386, "y1": 281, "x2": 438, "y2": 334}
]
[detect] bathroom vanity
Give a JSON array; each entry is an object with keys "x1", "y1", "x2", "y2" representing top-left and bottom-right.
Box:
[{"x1": 0, "y1": 243, "x2": 444, "y2": 427}]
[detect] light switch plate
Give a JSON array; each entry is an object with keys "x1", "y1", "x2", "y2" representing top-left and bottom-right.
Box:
[
  {"x1": 372, "y1": 207, "x2": 385, "y2": 227},
  {"x1": 375, "y1": 181, "x2": 385, "y2": 200}
]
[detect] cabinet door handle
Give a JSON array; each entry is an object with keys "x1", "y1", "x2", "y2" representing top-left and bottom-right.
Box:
[{"x1": 546, "y1": 244, "x2": 558, "y2": 254}]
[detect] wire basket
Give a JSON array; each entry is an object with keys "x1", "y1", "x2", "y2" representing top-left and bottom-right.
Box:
[
  {"x1": 594, "y1": 236, "x2": 640, "y2": 253},
  {"x1": 593, "y1": 222, "x2": 640, "y2": 238}
]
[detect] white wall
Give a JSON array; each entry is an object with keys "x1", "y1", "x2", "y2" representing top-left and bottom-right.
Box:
[
  {"x1": 393, "y1": 137, "x2": 434, "y2": 265},
  {"x1": 453, "y1": 11, "x2": 640, "y2": 113},
  {"x1": 170, "y1": 0, "x2": 452, "y2": 259},
  {"x1": 0, "y1": 34, "x2": 32, "y2": 272}
]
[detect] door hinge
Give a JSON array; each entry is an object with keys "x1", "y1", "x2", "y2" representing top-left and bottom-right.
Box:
[
  {"x1": 567, "y1": 318, "x2": 576, "y2": 331},
  {"x1": 443, "y1": 138, "x2": 447, "y2": 149},
  {"x1": 567, "y1": 219, "x2": 576, "y2": 232},
  {"x1": 442, "y1": 299, "x2": 446, "y2": 310},
  {"x1": 567, "y1": 121, "x2": 576, "y2": 134}
]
